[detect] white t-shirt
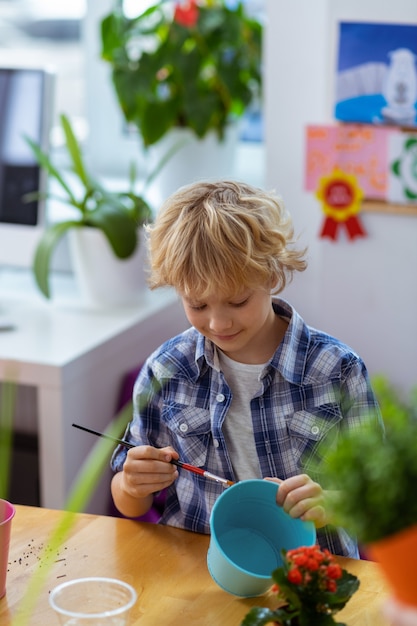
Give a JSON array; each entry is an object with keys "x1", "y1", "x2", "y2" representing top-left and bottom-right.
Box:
[{"x1": 217, "y1": 349, "x2": 267, "y2": 481}]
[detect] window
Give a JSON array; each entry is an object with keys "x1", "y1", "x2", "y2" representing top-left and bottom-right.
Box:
[
  {"x1": 0, "y1": 0, "x2": 264, "y2": 180},
  {"x1": 0, "y1": 1, "x2": 85, "y2": 130}
]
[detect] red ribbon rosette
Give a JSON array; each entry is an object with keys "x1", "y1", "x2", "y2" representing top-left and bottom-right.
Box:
[{"x1": 316, "y1": 169, "x2": 367, "y2": 241}]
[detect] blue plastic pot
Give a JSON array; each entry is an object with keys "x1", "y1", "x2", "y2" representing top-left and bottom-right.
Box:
[{"x1": 207, "y1": 479, "x2": 316, "y2": 597}]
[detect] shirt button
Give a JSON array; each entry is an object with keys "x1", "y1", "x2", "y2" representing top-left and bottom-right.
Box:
[
  {"x1": 213, "y1": 439, "x2": 220, "y2": 448},
  {"x1": 311, "y1": 425, "x2": 320, "y2": 435},
  {"x1": 179, "y1": 423, "x2": 188, "y2": 433},
  {"x1": 216, "y1": 394, "x2": 225, "y2": 402}
]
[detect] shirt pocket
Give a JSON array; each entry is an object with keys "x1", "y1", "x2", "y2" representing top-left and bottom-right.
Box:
[
  {"x1": 161, "y1": 402, "x2": 212, "y2": 467},
  {"x1": 287, "y1": 405, "x2": 342, "y2": 476}
]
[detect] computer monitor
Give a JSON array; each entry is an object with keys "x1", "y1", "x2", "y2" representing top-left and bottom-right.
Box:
[{"x1": 0, "y1": 66, "x2": 54, "y2": 267}]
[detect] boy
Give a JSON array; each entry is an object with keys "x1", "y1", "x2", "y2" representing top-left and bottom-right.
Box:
[{"x1": 110, "y1": 180, "x2": 382, "y2": 557}]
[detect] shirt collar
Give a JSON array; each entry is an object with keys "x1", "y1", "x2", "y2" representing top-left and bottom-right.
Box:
[
  {"x1": 270, "y1": 298, "x2": 310, "y2": 384},
  {"x1": 194, "y1": 332, "x2": 215, "y2": 377},
  {"x1": 193, "y1": 297, "x2": 311, "y2": 384}
]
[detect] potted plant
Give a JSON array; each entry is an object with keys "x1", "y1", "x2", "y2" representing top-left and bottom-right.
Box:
[
  {"x1": 100, "y1": 0, "x2": 263, "y2": 199},
  {"x1": 26, "y1": 113, "x2": 162, "y2": 305},
  {"x1": 323, "y1": 375, "x2": 417, "y2": 609},
  {"x1": 241, "y1": 545, "x2": 359, "y2": 626},
  {"x1": 100, "y1": 0, "x2": 263, "y2": 147}
]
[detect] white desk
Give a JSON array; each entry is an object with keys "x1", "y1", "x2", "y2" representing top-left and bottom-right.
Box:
[{"x1": 0, "y1": 269, "x2": 189, "y2": 513}]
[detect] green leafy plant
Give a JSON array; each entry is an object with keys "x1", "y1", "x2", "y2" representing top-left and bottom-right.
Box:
[
  {"x1": 324, "y1": 375, "x2": 417, "y2": 545},
  {"x1": 25, "y1": 113, "x2": 167, "y2": 299},
  {"x1": 100, "y1": 0, "x2": 262, "y2": 147},
  {"x1": 0, "y1": 373, "x2": 17, "y2": 500},
  {"x1": 242, "y1": 545, "x2": 359, "y2": 626}
]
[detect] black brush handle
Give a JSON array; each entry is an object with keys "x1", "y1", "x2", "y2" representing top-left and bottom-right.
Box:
[{"x1": 72, "y1": 423, "x2": 135, "y2": 449}]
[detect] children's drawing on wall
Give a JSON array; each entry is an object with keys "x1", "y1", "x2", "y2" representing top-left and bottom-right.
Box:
[
  {"x1": 305, "y1": 124, "x2": 417, "y2": 208},
  {"x1": 305, "y1": 125, "x2": 390, "y2": 201},
  {"x1": 335, "y1": 22, "x2": 417, "y2": 128}
]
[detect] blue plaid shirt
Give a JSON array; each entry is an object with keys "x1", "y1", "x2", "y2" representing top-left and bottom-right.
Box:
[{"x1": 111, "y1": 298, "x2": 382, "y2": 557}]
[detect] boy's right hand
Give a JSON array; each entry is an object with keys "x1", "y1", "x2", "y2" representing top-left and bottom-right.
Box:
[{"x1": 120, "y1": 445, "x2": 179, "y2": 499}]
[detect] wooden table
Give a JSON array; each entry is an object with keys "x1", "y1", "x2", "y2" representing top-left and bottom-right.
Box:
[{"x1": 1, "y1": 505, "x2": 390, "y2": 625}]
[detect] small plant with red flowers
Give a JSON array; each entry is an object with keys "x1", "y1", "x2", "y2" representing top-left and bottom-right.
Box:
[{"x1": 241, "y1": 546, "x2": 360, "y2": 626}]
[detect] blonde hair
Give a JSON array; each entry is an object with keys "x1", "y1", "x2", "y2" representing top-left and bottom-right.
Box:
[{"x1": 145, "y1": 180, "x2": 307, "y2": 298}]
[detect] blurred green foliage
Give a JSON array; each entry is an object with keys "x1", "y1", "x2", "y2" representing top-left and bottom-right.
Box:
[{"x1": 325, "y1": 375, "x2": 417, "y2": 545}]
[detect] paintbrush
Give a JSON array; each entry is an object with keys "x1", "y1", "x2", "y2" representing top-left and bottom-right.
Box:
[{"x1": 72, "y1": 423, "x2": 234, "y2": 487}]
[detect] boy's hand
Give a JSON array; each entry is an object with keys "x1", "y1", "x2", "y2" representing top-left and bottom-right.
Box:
[
  {"x1": 120, "y1": 445, "x2": 179, "y2": 499},
  {"x1": 265, "y1": 474, "x2": 329, "y2": 528}
]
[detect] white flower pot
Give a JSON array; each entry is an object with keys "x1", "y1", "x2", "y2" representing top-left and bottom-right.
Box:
[
  {"x1": 148, "y1": 124, "x2": 240, "y2": 204},
  {"x1": 68, "y1": 227, "x2": 148, "y2": 308}
]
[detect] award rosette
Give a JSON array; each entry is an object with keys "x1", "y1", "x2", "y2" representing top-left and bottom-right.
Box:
[{"x1": 316, "y1": 169, "x2": 367, "y2": 241}]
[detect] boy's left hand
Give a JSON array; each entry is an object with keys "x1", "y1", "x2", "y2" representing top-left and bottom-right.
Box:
[{"x1": 265, "y1": 475, "x2": 329, "y2": 528}]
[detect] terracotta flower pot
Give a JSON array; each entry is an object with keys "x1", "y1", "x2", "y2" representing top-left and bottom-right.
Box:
[{"x1": 366, "y1": 524, "x2": 417, "y2": 608}]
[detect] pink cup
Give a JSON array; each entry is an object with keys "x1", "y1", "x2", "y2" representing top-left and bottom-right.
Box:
[{"x1": 0, "y1": 499, "x2": 16, "y2": 599}]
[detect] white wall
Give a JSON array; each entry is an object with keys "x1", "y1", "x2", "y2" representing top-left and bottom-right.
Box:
[{"x1": 265, "y1": 0, "x2": 417, "y2": 394}]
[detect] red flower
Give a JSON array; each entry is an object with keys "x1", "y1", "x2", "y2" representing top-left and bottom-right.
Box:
[
  {"x1": 306, "y1": 557, "x2": 320, "y2": 571},
  {"x1": 313, "y1": 550, "x2": 326, "y2": 564},
  {"x1": 287, "y1": 567, "x2": 303, "y2": 585},
  {"x1": 326, "y1": 564, "x2": 343, "y2": 580},
  {"x1": 285, "y1": 546, "x2": 344, "y2": 592},
  {"x1": 174, "y1": 1, "x2": 199, "y2": 27},
  {"x1": 255, "y1": 546, "x2": 359, "y2": 626},
  {"x1": 292, "y1": 553, "x2": 308, "y2": 567}
]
